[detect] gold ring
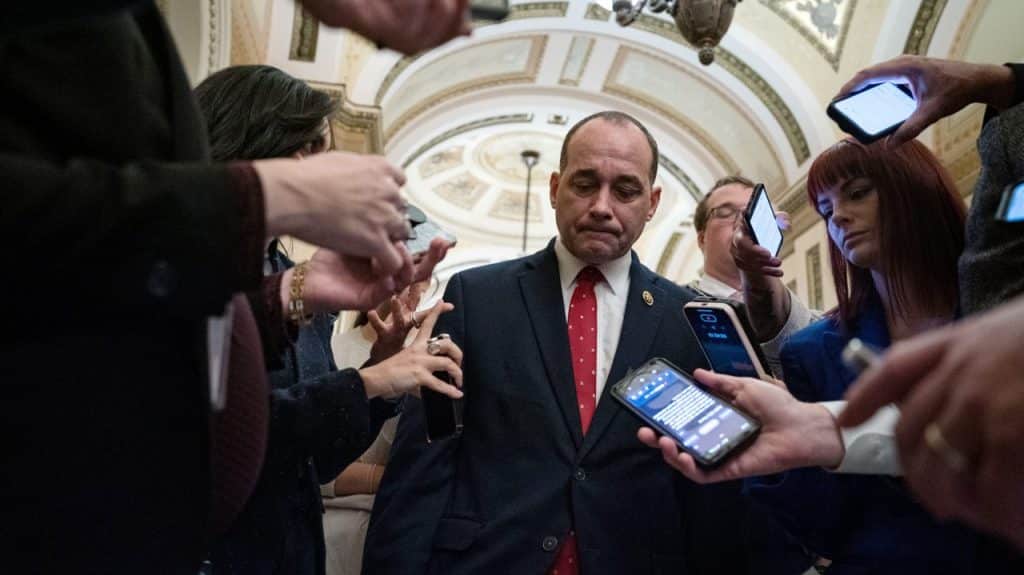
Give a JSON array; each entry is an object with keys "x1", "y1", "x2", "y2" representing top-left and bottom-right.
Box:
[{"x1": 923, "y1": 422, "x2": 968, "y2": 473}]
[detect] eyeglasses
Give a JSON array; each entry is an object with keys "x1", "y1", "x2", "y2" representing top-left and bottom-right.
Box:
[{"x1": 707, "y1": 204, "x2": 743, "y2": 221}]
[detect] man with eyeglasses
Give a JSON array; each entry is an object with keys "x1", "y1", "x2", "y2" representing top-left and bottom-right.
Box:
[{"x1": 688, "y1": 176, "x2": 819, "y2": 375}]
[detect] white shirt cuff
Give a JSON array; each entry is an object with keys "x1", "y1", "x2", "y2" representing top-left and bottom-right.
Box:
[{"x1": 821, "y1": 401, "x2": 902, "y2": 476}]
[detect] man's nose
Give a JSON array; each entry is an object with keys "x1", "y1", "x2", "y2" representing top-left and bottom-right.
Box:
[{"x1": 589, "y1": 187, "x2": 613, "y2": 217}]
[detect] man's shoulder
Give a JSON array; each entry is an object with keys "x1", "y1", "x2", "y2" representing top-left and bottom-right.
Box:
[{"x1": 634, "y1": 262, "x2": 697, "y2": 303}]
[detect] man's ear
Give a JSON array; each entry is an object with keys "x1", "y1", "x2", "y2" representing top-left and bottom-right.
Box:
[
  {"x1": 647, "y1": 186, "x2": 662, "y2": 221},
  {"x1": 549, "y1": 172, "x2": 560, "y2": 208},
  {"x1": 697, "y1": 230, "x2": 707, "y2": 252}
]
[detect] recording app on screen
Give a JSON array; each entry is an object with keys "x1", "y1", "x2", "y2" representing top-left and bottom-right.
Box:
[
  {"x1": 686, "y1": 308, "x2": 759, "y2": 379},
  {"x1": 834, "y1": 82, "x2": 917, "y2": 136},
  {"x1": 622, "y1": 364, "x2": 753, "y2": 460}
]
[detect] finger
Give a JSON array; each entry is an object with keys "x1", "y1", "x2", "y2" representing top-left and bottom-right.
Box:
[
  {"x1": 426, "y1": 355, "x2": 464, "y2": 389},
  {"x1": 893, "y1": 355, "x2": 958, "y2": 461},
  {"x1": 371, "y1": 234, "x2": 405, "y2": 276},
  {"x1": 692, "y1": 369, "x2": 745, "y2": 401},
  {"x1": 839, "y1": 327, "x2": 954, "y2": 426},
  {"x1": 658, "y1": 436, "x2": 711, "y2": 483},
  {"x1": 420, "y1": 371, "x2": 464, "y2": 399},
  {"x1": 433, "y1": 337, "x2": 464, "y2": 367},
  {"x1": 392, "y1": 243, "x2": 415, "y2": 292},
  {"x1": 383, "y1": 159, "x2": 406, "y2": 188},
  {"x1": 367, "y1": 309, "x2": 388, "y2": 335},
  {"x1": 835, "y1": 60, "x2": 912, "y2": 99},
  {"x1": 637, "y1": 426, "x2": 661, "y2": 448},
  {"x1": 759, "y1": 267, "x2": 785, "y2": 278},
  {"x1": 888, "y1": 104, "x2": 941, "y2": 147},
  {"x1": 775, "y1": 211, "x2": 792, "y2": 230},
  {"x1": 412, "y1": 238, "x2": 450, "y2": 284},
  {"x1": 412, "y1": 300, "x2": 450, "y2": 344}
]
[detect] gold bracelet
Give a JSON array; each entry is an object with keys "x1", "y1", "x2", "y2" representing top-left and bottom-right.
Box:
[{"x1": 288, "y1": 262, "x2": 313, "y2": 326}]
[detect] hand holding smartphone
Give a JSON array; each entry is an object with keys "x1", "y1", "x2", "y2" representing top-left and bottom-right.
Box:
[
  {"x1": 684, "y1": 299, "x2": 773, "y2": 381},
  {"x1": 827, "y1": 82, "x2": 917, "y2": 144},
  {"x1": 611, "y1": 358, "x2": 760, "y2": 468},
  {"x1": 744, "y1": 183, "x2": 784, "y2": 257}
]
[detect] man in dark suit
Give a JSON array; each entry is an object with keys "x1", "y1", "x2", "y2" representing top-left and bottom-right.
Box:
[{"x1": 365, "y1": 111, "x2": 807, "y2": 575}]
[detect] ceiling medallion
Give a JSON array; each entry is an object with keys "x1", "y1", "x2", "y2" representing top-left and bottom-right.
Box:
[{"x1": 612, "y1": 0, "x2": 742, "y2": 65}]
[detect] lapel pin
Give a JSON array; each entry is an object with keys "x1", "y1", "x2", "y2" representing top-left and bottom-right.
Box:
[{"x1": 642, "y1": 290, "x2": 654, "y2": 306}]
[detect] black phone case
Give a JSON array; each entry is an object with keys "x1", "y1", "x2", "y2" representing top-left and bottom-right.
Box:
[
  {"x1": 686, "y1": 296, "x2": 773, "y2": 376},
  {"x1": 422, "y1": 373, "x2": 463, "y2": 443},
  {"x1": 827, "y1": 83, "x2": 914, "y2": 144},
  {"x1": 609, "y1": 357, "x2": 760, "y2": 468},
  {"x1": 743, "y1": 184, "x2": 784, "y2": 257}
]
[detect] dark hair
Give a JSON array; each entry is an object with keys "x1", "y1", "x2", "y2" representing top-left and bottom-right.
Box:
[
  {"x1": 559, "y1": 111, "x2": 659, "y2": 183},
  {"x1": 806, "y1": 138, "x2": 965, "y2": 331},
  {"x1": 195, "y1": 65, "x2": 338, "y2": 161},
  {"x1": 694, "y1": 175, "x2": 755, "y2": 233}
]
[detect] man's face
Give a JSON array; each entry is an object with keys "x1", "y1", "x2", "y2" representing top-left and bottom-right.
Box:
[
  {"x1": 550, "y1": 119, "x2": 661, "y2": 265},
  {"x1": 698, "y1": 183, "x2": 752, "y2": 273}
]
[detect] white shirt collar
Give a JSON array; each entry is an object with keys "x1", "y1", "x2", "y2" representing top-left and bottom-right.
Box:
[
  {"x1": 554, "y1": 237, "x2": 632, "y2": 296},
  {"x1": 696, "y1": 273, "x2": 739, "y2": 299}
]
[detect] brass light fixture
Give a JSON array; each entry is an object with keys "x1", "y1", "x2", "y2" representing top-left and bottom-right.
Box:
[
  {"x1": 612, "y1": 0, "x2": 742, "y2": 65},
  {"x1": 520, "y1": 150, "x2": 540, "y2": 254}
]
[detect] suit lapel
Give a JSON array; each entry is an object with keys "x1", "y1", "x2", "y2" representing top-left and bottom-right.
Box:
[
  {"x1": 519, "y1": 245, "x2": 584, "y2": 449},
  {"x1": 578, "y1": 259, "x2": 666, "y2": 460}
]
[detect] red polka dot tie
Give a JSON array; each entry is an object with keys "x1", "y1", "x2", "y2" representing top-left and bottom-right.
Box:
[{"x1": 548, "y1": 266, "x2": 603, "y2": 575}]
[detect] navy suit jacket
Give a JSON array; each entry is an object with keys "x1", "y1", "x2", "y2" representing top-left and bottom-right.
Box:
[
  {"x1": 365, "y1": 243, "x2": 810, "y2": 575},
  {"x1": 748, "y1": 295, "x2": 990, "y2": 574}
]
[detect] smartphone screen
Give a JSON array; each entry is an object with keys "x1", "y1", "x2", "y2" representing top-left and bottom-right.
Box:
[
  {"x1": 832, "y1": 82, "x2": 917, "y2": 138},
  {"x1": 747, "y1": 186, "x2": 783, "y2": 257},
  {"x1": 406, "y1": 220, "x2": 457, "y2": 256},
  {"x1": 684, "y1": 306, "x2": 762, "y2": 379},
  {"x1": 997, "y1": 180, "x2": 1024, "y2": 222},
  {"x1": 614, "y1": 359, "x2": 758, "y2": 466}
]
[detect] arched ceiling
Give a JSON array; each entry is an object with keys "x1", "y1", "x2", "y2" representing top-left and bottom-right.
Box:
[{"x1": 167, "y1": 0, "x2": 1024, "y2": 281}]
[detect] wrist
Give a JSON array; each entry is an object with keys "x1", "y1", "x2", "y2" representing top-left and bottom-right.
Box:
[
  {"x1": 256, "y1": 158, "x2": 310, "y2": 238},
  {"x1": 803, "y1": 403, "x2": 846, "y2": 469},
  {"x1": 358, "y1": 365, "x2": 387, "y2": 399},
  {"x1": 979, "y1": 63, "x2": 1017, "y2": 110}
]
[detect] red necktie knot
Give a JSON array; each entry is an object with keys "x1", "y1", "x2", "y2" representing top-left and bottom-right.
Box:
[{"x1": 575, "y1": 266, "x2": 604, "y2": 289}]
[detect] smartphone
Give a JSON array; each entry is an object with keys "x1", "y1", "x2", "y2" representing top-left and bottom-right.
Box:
[
  {"x1": 744, "y1": 183, "x2": 784, "y2": 257},
  {"x1": 827, "y1": 82, "x2": 917, "y2": 144},
  {"x1": 406, "y1": 220, "x2": 457, "y2": 257},
  {"x1": 996, "y1": 179, "x2": 1024, "y2": 223},
  {"x1": 470, "y1": 0, "x2": 510, "y2": 21},
  {"x1": 611, "y1": 357, "x2": 760, "y2": 468},
  {"x1": 423, "y1": 376, "x2": 463, "y2": 443},
  {"x1": 684, "y1": 299, "x2": 773, "y2": 381}
]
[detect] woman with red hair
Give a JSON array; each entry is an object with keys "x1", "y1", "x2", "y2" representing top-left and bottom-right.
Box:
[{"x1": 746, "y1": 138, "x2": 1000, "y2": 574}]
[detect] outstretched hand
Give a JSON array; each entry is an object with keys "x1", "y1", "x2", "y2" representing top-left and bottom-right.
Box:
[
  {"x1": 300, "y1": 0, "x2": 472, "y2": 55},
  {"x1": 637, "y1": 369, "x2": 844, "y2": 483}
]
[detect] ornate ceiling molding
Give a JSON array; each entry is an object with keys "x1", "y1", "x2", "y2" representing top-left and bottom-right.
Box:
[
  {"x1": 657, "y1": 153, "x2": 702, "y2": 202},
  {"x1": 309, "y1": 82, "x2": 384, "y2": 153},
  {"x1": 289, "y1": 2, "x2": 319, "y2": 62},
  {"x1": 508, "y1": 1, "x2": 571, "y2": 19},
  {"x1": 383, "y1": 36, "x2": 549, "y2": 143},
  {"x1": 585, "y1": 2, "x2": 612, "y2": 21},
  {"x1": 902, "y1": 0, "x2": 948, "y2": 55},
  {"x1": 759, "y1": 0, "x2": 857, "y2": 71},
  {"x1": 559, "y1": 36, "x2": 596, "y2": 86},
  {"x1": 630, "y1": 13, "x2": 810, "y2": 164},
  {"x1": 401, "y1": 114, "x2": 535, "y2": 168}
]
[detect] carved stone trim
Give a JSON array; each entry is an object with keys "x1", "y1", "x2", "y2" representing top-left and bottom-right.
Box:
[
  {"x1": 559, "y1": 36, "x2": 595, "y2": 87},
  {"x1": 657, "y1": 153, "x2": 702, "y2": 202},
  {"x1": 401, "y1": 113, "x2": 535, "y2": 168},
  {"x1": 585, "y1": 2, "x2": 612, "y2": 21},
  {"x1": 630, "y1": 14, "x2": 810, "y2": 164},
  {"x1": 384, "y1": 36, "x2": 548, "y2": 143},
  {"x1": 289, "y1": 3, "x2": 319, "y2": 62},
  {"x1": 656, "y1": 231, "x2": 684, "y2": 275},
  {"x1": 508, "y1": 1, "x2": 570, "y2": 20},
  {"x1": 759, "y1": 0, "x2": 858, "y2": 71},
  {"x1": 903, "y1": 0, "x2": 948, "y2": 55},
  {"x1": 308, "y1": 82, "x2": 384, "y2": 153},
  {"x1": 805, "y1": 244, "x2": 823, "y2": 310}
]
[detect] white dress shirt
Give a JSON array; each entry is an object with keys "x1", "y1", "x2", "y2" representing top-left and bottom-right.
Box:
[
  {"x1": 822, "y1": 401, "x2": 901, "y2": 476},
  {"x1": 554, "y1": 238, "x2": 632, "y2": 404}
]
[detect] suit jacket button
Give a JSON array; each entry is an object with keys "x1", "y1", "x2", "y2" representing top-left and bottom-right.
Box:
[
  {"x1": 574, "y1": 468, "x2": 587, "y2": 481},
  {"x1": 542, "y1": 536, "x2": 558, "y2": 552}
]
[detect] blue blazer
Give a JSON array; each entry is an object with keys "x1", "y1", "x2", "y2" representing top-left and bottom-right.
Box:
[
  {"x1": 747, "y1": 295, "x2": 985, "y2": 574},
  {"x1": 365, "y1": 242, "x2": 811, "y2": 575}
]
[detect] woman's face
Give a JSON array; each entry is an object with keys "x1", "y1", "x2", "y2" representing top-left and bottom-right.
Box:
[{"x1": 815, "y1": 176, "x2": 881, "y2": 270}]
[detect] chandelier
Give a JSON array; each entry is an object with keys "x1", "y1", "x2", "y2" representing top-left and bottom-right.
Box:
[{"x1": 612, "y1": 0, "x2": 742, "y2": 65}]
